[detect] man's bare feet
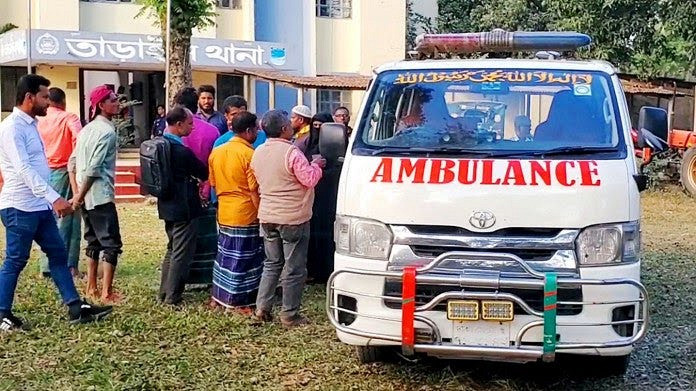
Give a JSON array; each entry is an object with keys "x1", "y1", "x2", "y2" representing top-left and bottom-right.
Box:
[
  {"x1": 100, "y1": 291, "x2": 123, "y2": 304},
  {"x1": 85, "y1": 287, "x2": 99, "y2": 300}
]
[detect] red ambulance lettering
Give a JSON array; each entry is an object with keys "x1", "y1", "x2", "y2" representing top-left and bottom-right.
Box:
[
  {"x1": 502, "y1": 160, "x2": 527, "y2": 185},
  {"x1": 578, "y1": 160, "x2": 601, "y2": 186},
  {"x1": 369, "y1": 158, "x2": 602, "y2": 187},
  {"x1": 529, "y1": 160, "x2": 552, "y2": 186},
  {"x1": 555, "y1": 161, "x2": 577, "y2": 186},
  {"x1": 457, "y1": 160, "x2": 478, "y2": 184},
  {"x1": 370, "y1": 158, "x2": 393, "y2": 183},
  {"x1": 428, "y1": 159, "x2": 456, "y2": 184},
  {"x1": 397, "y1": 158, "x2": 426, "y2": 183}
]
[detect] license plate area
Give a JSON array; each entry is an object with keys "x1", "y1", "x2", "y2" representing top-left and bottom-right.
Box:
[{"x1": 451, "y1": 321, "x2": 512, "y2": 347}]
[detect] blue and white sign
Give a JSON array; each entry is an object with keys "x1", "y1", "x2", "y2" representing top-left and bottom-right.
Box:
[{"x1": 0, "y1": 29, "x2": 300, "y2": 71}]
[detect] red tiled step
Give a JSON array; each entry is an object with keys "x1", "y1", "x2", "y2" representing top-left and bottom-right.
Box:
[
  {"x1": 115, "y1": 183, "x2": 142, "y2": 196},
  {"x1": 116, "y1": 171, "x2": 136, "y2": 183}
]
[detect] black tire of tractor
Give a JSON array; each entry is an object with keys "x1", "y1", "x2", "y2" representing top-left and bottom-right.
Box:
[
  {"x1": 681, "y1": 148, "x2": 696, "y2": 197},
  {"x1": 355, "y1": 346, "x2": 386, "y2": 364},
  {"x1": 591, "y1": 354, "x2": 632, "y2": 377}
]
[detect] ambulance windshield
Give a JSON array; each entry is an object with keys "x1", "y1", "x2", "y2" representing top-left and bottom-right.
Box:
[{"x1": 356, "y1": 69, "x2": 623, "y2": 156}]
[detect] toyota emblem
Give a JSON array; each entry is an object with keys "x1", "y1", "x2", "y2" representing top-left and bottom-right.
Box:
[{"x1": 469, "y1": 211, "x2": 496, "y2": 229}]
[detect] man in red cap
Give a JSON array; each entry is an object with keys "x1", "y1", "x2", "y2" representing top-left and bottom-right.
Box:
[{"x1": 70, "y1": 85, "x2": 123, "y2": 303}]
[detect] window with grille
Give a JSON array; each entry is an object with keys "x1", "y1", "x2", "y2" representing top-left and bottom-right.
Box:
[
  {"x1": 317, "y1": 90, "x2": 351, "y2": 114},
  {"x1": 316, "y1": 0, "x2": 352, "y2": 18},
  {"x1": 217, "y1": 0, "x2": 242, "y2": 10}
]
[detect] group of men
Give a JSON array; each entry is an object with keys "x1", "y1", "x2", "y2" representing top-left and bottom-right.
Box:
[
  {"x1": 0, "y1": 75, "x2": 119, "y2": 330},
  {"x1": 155, "y1": 86, "x2": 351, "y2": 327},
  {"x1": 0, "y1": 72, "x2": 353, "y2": 330}
]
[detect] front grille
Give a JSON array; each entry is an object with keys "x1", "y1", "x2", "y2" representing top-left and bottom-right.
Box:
[
  {"x1": 411, "y1": 246, "x2": 557, "y2": 262},
  {"x1": 406, "y1": 225, "x2": 563, "y2": 238},
  {"x1": 383, "y1": 280, "x2": 583, "y2": 315}
]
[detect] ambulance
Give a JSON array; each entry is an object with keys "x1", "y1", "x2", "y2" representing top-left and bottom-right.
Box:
[{"x1": 319, "y1": 31, "x2": 658, "y2": 375}]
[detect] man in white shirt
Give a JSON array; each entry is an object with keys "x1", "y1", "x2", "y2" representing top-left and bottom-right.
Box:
[{"x1": 0, "y1": 74, "x2": 112, "y2": 332}]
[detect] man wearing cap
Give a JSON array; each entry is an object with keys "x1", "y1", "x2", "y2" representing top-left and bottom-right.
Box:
[
  {"x1": 513, "y1": 115, "x2": 534, "y2": 142},
  {"x1": 36, "y1": 87, "x2": 83, "y2": 278},
  {"x1": 0, "y1": 75, "x2": 112, "y2": 332},
  {"x1": 290, "y1": 105, "x2": 312, "y2": 150},
  {"x1": 71, "y1": 85, "x2": 123, "y2": 303}
]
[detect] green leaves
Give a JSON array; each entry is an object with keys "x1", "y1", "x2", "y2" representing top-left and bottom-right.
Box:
[{"x1": 434, "y1": 0, "x2": 696, "y2": 79}]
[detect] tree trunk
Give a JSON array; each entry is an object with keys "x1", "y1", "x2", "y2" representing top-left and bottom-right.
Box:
[{"x1": 167, "y1": 32, "x2": 193, "y2": 108}]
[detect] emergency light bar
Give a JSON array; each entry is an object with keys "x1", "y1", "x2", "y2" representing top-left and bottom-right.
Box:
[{"x1": 415, "y1": 30, "x2": 591, "y2": 56}]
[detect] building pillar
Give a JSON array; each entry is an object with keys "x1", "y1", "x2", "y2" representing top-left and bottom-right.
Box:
[
  {"x1": 269, "y1": 81, "x2": 275, "y2": 109},
  {"x1": 297, "y1": 87, "x2": 304, "y2": 106}
]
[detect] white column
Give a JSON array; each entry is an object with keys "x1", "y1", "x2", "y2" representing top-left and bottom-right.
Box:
[
  {"x1": 297, "y1": 87, "x2": 304, "y2": 106},
  {"x1": 269, "y1": 81, "x2": 275, "y2": 109}
]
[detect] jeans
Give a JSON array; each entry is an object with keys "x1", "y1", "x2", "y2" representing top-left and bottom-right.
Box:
[
  {"x1": 0, "y1": 208, "x2": 81, "y2": 312},
  {"x1": 255, "y1": 222, "x2": 310, "y2": 319},
  {"x1": 159, "y1": 218, "x2": 199, "y2": 305},
  {"x1": 40, "y1": 168, "x2": 81, "y2": 273}
]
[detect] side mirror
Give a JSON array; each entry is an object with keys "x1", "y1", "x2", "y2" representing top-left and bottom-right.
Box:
[
  {"x1": 319, "y1": 123, "x2": 347, "y2": 161},
  {"x1": 637, "y1": 107, "x2": 668, "y2": 148}
]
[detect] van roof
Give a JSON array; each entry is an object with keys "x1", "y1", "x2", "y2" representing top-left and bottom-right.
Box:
[{"x1": 375, "y1": 58, "x2": 617, "y2": 75}]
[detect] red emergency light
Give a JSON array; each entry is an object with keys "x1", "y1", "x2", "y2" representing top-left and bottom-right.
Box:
[{"x1": 415, "y1": 30, "x2": 591, "y2": 56}]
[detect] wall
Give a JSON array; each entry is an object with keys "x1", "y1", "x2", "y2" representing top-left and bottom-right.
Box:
[
  {"x1": 315, "y1": 17, "x2": 361, "y2": 74},
  {"x1": 254, "y1": 0, "x2": 313, "y2": 75},
  {"x1": 35, "y1": 64, "x2": 81, "y2": 117},
  {"x1": 192, "y1": 70, "x2": 217, "y2": 90},
  {"x1": 359, "y1": 0, "x2": 405, "y2": 75},
  {"x1": 79, "y1": 2, "x2": 159, "y2": 35}
]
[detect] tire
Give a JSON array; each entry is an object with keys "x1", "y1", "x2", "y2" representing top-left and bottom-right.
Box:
[
  {"x1": 681, "y1": 148, "x2": 696, "y2": 197},
  {"x1": 589, "y1": 355, "x2": 632, "y2": 377},
  {"x1": 355, "y1": 346, "x2": 386, "y2": 364}
]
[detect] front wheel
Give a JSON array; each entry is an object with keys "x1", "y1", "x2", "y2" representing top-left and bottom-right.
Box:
[
  {"x1": 572, "y1": 354, "x2": 631, "y2": 377},
  {"x1": 681, "y1": 148, "x2": 696, "y2": 196},
  {"x1": 355, "y1": 346, "x2": 388, "y2": 364}
]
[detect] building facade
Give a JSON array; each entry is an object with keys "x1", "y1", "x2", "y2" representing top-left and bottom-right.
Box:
[{"x1": 0, "y1": 0, "x2": 406, "y2": 143}]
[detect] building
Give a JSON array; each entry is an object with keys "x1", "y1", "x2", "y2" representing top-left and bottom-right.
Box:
[{"x1": 0, "y1": 0, "x2": 406, "y2": 144}]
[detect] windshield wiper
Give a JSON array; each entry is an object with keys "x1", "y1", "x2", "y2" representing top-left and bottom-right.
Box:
[
  {"x1": 488, "y1": 146, "x2": 618, "y2": 158},
  {"x1": 370, "y1": 147, "x2": 497, "y2": 157}
]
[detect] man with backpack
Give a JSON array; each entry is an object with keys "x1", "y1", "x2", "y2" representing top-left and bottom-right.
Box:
[{"x1": 153, "y1": 106, "x2": 208, "y2": 306}]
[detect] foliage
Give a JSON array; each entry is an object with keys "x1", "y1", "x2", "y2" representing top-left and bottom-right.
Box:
[
  {"x1": 0, "y1": 194, "x2": 694, "y2": 388},
  {"x1": 136, "y1": 0, "x2": 216, "y2": 106},
  {"x1": 406, "y1": 0, "x2": 436, "y2": 51},
  {"x1": 0, "y1": 23, "x2": 18, "y2": 35},
  {"x1": 433, "y1": 0, "x2": 696, "y2": 79}
]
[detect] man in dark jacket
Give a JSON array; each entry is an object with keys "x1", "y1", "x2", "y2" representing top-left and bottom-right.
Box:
[{"x1": 157, "y1": 106, "x2": 208, "y2": 306}]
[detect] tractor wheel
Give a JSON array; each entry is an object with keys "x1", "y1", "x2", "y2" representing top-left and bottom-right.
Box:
[{"x1": 681, "y1": 148, "x2": 696, "y2": 197}]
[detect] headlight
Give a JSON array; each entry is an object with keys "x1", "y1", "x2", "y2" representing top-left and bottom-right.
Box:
[
  {"x1": 334, "y1": 215, "x2": 392, "y2": 260},
  {"x1": 575, "y1": 221, "x2": 640, "y2": 266}
]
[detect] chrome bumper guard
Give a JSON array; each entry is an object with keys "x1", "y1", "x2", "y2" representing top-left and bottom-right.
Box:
[{"x1": 326, "y1": 251, "x2": 649, "y2": 363}]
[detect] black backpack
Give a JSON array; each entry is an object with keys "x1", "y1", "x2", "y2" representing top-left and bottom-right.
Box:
[{"x1": 140, "y1": 137, "x2": 172, "y2": 198}]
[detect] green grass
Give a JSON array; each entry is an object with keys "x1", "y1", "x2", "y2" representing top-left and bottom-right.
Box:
[{"x1": 0, "y1": 189, "x2": 694, "y2": 390}]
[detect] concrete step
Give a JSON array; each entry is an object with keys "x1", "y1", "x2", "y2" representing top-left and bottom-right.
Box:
[
  {"x1": 115, "y1": 194, "x2": 146, "y2": 203},
  {"x1": 115, "y1": 183, "x2": 142, "y2": 196}
]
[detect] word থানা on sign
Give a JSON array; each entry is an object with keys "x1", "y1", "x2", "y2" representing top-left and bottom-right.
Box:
[
  {"x1": 369, "y1": 157, "x2": 602, "y2": 187},
  {"x1": 394, "y1": 70, "x2": 594, "y2": 85}
]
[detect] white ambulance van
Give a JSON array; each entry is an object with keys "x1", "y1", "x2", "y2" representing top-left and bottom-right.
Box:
[{"x1": 319, "y1": 31, "x2": 660, "y2": 375}]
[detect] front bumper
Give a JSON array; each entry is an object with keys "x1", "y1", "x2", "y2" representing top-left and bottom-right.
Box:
[{"x1": 326, "y1": 251, "x2": 649, "y2": 363}]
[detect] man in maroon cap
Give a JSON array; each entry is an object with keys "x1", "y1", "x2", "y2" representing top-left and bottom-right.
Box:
[{"x1": 70, "y1": 85, "x2": 123, "y2": 303}]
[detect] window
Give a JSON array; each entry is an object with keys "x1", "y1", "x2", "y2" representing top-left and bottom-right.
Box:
[
  {"x1": 355, "y1": 68, "x2": 623, "y2": 156},
  {"x1": 1, "y1": 67, "x2": 29, "y2": 112},
  {"x1": 318, "y1": 89, "x2": 351, "y2": 114},
  {"x1": 316, "y1": 0, "x2": 352, "y2": 18},
  {"x1": 217, "y1": 0, "x2": 242, "y2": 9}
]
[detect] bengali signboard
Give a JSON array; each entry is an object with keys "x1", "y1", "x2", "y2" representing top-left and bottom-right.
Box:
[
  {"x1": 1, "y1": 29, "x2": 298, "y2": 71},
  {"x1": 0, "y1": 29, "x2": 27, "y2": 64}
]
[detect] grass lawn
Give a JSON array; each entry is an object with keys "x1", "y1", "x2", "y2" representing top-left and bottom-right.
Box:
[{"x1": 0, "y1": 189, "x2": 694, "y2": 390}]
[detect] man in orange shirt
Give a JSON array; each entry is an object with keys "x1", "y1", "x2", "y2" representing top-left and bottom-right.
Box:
[
  {"x1": 37, "y1": 87, "x2": 82, "y2": 277},
  {"x1": 208, "y1": 111, "x2": 263, "y2": 312}
]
